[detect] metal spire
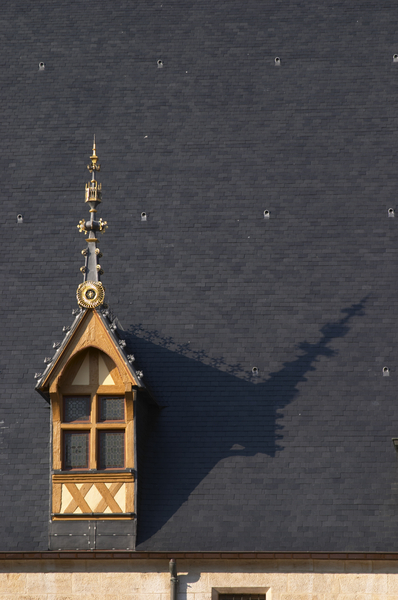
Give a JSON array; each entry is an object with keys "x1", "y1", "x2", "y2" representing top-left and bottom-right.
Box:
[{"x1": 76, "y1": 137, "x2": 108, "y2": 308}]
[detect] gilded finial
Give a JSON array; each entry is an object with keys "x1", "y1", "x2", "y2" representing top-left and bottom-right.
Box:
[
  {"x1": 88, "y1": 135, "x2": 100, "y2": 172},
  {"x1": 76, "y1": 138, "x2": 107, "y2": 309}
]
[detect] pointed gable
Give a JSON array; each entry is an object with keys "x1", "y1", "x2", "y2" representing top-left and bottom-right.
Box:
[{"x1": 36, "y1": 308, "x2": 143, "y2": 398}]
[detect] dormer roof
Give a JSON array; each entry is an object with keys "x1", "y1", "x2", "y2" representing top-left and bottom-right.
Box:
[{"x1": 36, "y1": 307, "x2": 146, "y2": 401}]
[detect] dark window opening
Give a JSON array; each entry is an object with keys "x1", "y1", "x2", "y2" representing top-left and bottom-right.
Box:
[
  {"x1": 98, "y1": 430, "x2": 125, "y2": 469},
  {"x1": 64, "y1": 396, "x2": 91, "y2": 422},
  {"x1": 64, "y1": 431, "x2": 89, "y2": 469},
  {"x1": 99, "y1": 396, "x2": 125, "y2": 421}
]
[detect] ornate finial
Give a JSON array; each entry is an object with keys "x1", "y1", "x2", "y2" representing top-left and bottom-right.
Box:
[
  {"x1": 76, "y1": 139, "x2": 108, "y2": 309},
  {"x1": 88, "y1": 135, "x2": 100, "y2": 172}
]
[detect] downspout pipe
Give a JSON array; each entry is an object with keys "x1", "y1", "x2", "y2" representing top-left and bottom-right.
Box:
[{"x1": 169, "y1": 559, "x2": 178, "y2": 600}]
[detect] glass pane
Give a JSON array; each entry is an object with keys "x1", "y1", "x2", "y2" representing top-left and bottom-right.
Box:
[
  {"x1": 98, "y1": 431, "x2": 125, "y2": 469},
  {"x1": 64, "y1": 432, "x2": 89, "y2": 469},
  {"x1": 64, "y1": 396, "x2": 90, "y2": 422},
  {"x1": 99, "y1": 396, "x2": 125, "y2": 421}
]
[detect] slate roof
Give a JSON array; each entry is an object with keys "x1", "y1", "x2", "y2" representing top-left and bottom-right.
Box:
[{"x1": 1, "y1": 0, "x2": 398, "y2": 551}]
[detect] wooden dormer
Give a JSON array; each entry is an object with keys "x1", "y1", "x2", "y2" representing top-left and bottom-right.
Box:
[
  {"x1": 36, "y1": 306, "x2": 155, "y2": 549},
  {"x1": 37, "y1": 308, "x2": 145, "y2": 531}
]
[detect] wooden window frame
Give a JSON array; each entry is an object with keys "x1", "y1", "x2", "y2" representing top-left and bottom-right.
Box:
[
  {"x1": 52, "y1": 348, "x2": 134, "y2": 472},
  {"x1": 61, "y1": 396, "x2": 126, "y2": 471}
]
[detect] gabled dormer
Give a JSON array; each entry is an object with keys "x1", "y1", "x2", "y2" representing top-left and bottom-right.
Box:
[{"x1": 36, "y1": 141, "x2": 156, "y2": 550}]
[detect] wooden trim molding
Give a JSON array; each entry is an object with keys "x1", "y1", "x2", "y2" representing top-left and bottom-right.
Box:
[
  {"x1": 53, "y1": 472, "x2": 134, "y2": 483},
  {"x1": 52, "y1": 514, "x2": 135, "y2": 520}
]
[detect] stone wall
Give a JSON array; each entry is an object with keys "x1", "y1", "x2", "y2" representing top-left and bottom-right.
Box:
[{"x1": 1, "y1": 558, "x2": 398, "y2": 599}]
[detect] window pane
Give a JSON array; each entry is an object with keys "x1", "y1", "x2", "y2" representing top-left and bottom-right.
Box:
[
  {"x1": 64, "y1": 432, "x2": 89, "y2": 469},
  {"x1": 98, "y1": 431, "x2": 124, "y2": 469},
  {"x1": 64, "y1": 396, "x2": 90, "y2": 422},
  {"x1": 99, "y1": 396, "x2": 125, "y2": 421}
]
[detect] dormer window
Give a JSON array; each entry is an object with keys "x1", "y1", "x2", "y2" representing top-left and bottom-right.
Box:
[
  {"x1": 34, "y1": 305, "x2": 155, "y2": 549},
  {"x1": 34, "y1": 304, "x2": 145, "y2": 531},
  {"x1": 35, "y1": 143, "x2": 155, "y2": 549},
  {"x1": 53, "y1": 347, "x2": 133, "y2": 476}
]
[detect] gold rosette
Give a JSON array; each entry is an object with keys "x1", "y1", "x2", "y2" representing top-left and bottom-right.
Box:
[{"x1": 76, "y1": 281, "x2": 105, "y2": 308}]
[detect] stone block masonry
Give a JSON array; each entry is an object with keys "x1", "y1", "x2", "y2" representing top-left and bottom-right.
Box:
[{"x1": 0, "y1": 558, "x2": 398, "y2": 599}]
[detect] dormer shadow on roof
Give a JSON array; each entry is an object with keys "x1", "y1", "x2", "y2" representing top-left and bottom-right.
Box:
[{"x1": 35, "y1": 141, "x2": 157, "y2": 551}]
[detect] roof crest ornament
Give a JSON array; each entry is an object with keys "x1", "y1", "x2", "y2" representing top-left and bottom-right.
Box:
[{"x1": 76, "y1": 137, "x2": 107, "y2": 309}]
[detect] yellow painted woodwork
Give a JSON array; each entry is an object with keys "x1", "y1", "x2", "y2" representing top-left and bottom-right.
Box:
[
  {"x1": 50, "y1": 390, "x2": 62, "y2": 470},
  {"x1": 53, "y1": 474, "x2": 134, "y2": 516},
  {"x1": 61, "y1": 422, "x2": 126, "y2": 430},
  {"x1": 65, "y1": 483, "x2": 92, "y2": 513},
  {"x1": 126, "y1": 420, "x2": 134, "y2": 467},
  {"x1": 82, "y1": 484, "x2": 103, "y2": 511},
  {"x1": 53, "y1": 472, "x2": 134, "y2": 483},
  {"x1": 125, "y1": 481, "x2": 135, "y2": 512},
  {"x1": 52, "y1": 425, "x2": 62, "y2": 471},
  {"x1": 52, "y1": 483, "x2": 62, "y2": 513},
  {"x1": 52, "y1": 514, "x2": 133, "y2": 520},
  {"x1": 39, "y1": 310, "x2": 140, "y2": 391},
  {"x1": 60, "y1": 484, "x2": 74, "y2": 513},
  {"x1": 113, "y1": 484, "x2": 126, "y2": 512},
  {"x1": 57, "y1": 481, "x2": 129, "y2": 515}
]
